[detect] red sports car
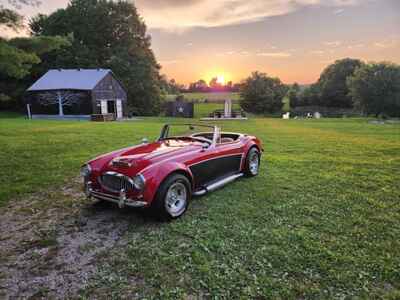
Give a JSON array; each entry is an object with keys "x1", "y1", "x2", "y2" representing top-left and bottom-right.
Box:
[{"x1": 81, "y1": 124, "x2": 262, "y2": 219}]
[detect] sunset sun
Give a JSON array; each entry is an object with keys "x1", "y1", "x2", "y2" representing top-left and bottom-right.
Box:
[{"x1": 216, "y1": 75, "x2": 225, "y2": 85}]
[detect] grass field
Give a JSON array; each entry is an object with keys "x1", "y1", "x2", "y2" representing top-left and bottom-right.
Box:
[{"x1": 1, "y1": 114, "x2": 400, "y2": 298}]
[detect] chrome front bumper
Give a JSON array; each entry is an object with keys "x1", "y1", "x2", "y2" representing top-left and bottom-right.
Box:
[{"x1": 85, "y1": 181, "x2": 147, "y2": 208}]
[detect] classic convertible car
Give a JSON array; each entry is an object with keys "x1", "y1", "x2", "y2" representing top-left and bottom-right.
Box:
[{"x1": 81, "y1": 124, "x2": 262, "y2": 219}]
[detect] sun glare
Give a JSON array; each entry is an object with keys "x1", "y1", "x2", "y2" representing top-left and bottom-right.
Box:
[
  {"x1": 203, "y1": 70, "x2": 231, "y2": 85},
  {"x1": 216, "y1": 75, "x2": 225, "y2": 85}
]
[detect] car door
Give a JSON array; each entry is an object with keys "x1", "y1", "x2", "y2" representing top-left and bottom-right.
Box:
[
  {"x1": 188, "y1": 146, "x2": 221, "y2": 188},
  {"x1": 214, "y1": 139, "x2": 244, "y2": 177},
  {"x1": 188, "y1": 139, "x2": 244, "y2": 188}
]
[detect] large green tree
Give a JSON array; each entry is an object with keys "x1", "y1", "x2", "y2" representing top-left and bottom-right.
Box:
[
  {"x1": 0, "y1": 0, "x2": 71, "y2": 109},
  {"x1": 286, "y1": 82, "x2": 301, "y2": 108},
  {"x1": 316, "y1": 58, "x2": 363, "y2": 108},
  {"x1": 29, "y1": 0, "x2": 162, "y2": 115},
  {"x1": 0, "y1": 40, "x2": 39, "y2": 79},
  {"x1": 347, "y1": 62, "x2": 400, "y2": 117},
  {"x1": 0, "y1": 36, "x2": 71, "y2": 109},
  {"x1": 0, "y1": 1, "x2": 35, "y2": 79},
  {"x1": 240, "y1": 72, "x2": 287, "y2": 114},
  {"x1": 297, "y1": 84, "x2": 321, "y2": 107}
]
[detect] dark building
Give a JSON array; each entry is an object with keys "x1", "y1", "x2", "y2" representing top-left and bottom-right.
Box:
[
  {"x1": 165, "y1": 101, "x2": 194, "y2": 118},
  {"x1": 26, "y1": 69, "x2": 127, "y2": 120}
]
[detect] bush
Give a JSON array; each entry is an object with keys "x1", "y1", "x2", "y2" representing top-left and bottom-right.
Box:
[{"x1": 240, "y1": 72, "x2": 287, "y2": 114}]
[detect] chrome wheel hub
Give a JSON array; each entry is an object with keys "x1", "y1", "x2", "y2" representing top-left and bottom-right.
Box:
[
  {"x1": 165, "y1": 182, "x2": 187, "y2": 217},
  {"x1": 249, "y1": 153, "x2": 259, "y2": 175}
]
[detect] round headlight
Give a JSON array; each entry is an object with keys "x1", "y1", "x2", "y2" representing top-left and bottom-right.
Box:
[
  {"x1": 80, "y1": 164, "x2": 92, "y2": 178},
  {"x1": 132, "y1": 174, "x2": 146, "y2": 191}
]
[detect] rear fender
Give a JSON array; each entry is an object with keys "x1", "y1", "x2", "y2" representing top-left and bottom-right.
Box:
[{"x1": 240, "y1": 137, "x2": 263, "y2": 170}]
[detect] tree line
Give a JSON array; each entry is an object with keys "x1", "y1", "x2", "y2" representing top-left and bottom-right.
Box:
[
  {"x1": 160, "y1": 77, "x2": 242, "y2": 94},
  {"x1": 242, "y1": 58, "x2": 400, "y2": 117},
  {"x1": 1, "y1": 0, "x2": 162, "y2": 115},
  {"x1": 187, "y1": 78, "x2": 241, "y2": 93}
]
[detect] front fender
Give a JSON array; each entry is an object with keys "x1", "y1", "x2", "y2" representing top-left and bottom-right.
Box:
[{"x1": 141, "y1": 162, "x2": 194, "y2": 204}]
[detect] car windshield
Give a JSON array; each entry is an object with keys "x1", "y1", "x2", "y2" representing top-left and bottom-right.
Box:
[{"x1": 160, "y1": 124, "x2": 217, "y2": 144}]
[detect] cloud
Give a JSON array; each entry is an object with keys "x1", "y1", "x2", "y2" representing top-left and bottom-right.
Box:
[
  {"x1": 374, "y1": 41, "x2": 396, "y2": 49},
  {"x1": 347, "y1": 43, "x2": 364, "y2": 49},
  {"x1": 265, "y1": 43, "x2": 278, "y2": 49},
  {"x1": 310, "y1": 50, "x2": 325, "y2": 55},
  {"x1": 323, "y1": 41, "x2": 342, "y2": 47},
  {"x1": 159, "y1": 59, "x2": 182, "y2": 65},
  {"x1": 374, "y1": 42, "x2": 387, "y2": 48},
  {"x1": 257, "y1": 52, "x2": 292, "y2": 58},
  {"x1": 333, "y1": 8, "x2": 345, "y2": 14},
  {"x1": 136, "y1": 0, "x2": 366, "y2": 30},
  {"x1": 0, "y1": 26, "x2": 29, "y2": 39}
]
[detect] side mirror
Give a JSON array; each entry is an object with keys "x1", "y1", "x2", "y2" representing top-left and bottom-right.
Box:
[
  {"x1": 142, "y1": 138, "x2": 149, "y2": 144},
  {"x1": 201, "y1": 143, "x2": 209, "y2": 152}
]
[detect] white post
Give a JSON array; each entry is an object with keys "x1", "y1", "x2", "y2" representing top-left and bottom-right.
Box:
[
  {"x1": 57, "y1": 91, "x2": 64, "y2": 116},
  {"x1": 224, "y1": 99, "x2": 232, "y2": 118},
  {"x1": 26, "y1": 104, "x2": 32, "y2": 119},
  {"x1": 116, "y1": 100, "x2": 123, "y2": 119}
]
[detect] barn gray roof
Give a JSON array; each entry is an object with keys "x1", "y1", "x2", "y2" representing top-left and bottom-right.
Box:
[{"x1": 27, "y1": 69, "x2": 112, "y2": 91}]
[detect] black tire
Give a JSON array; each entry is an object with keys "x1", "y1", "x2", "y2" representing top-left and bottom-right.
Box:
[
  {"x1": 244, "y1": 147, "x2": 260, "y2": 177},
  {"x1": 152, "y1": 173, "x2": 191, "y2": 220}
]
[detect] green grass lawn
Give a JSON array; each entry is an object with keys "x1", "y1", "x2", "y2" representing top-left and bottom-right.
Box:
[{"x1": 1, "y1": 115, "x2": 400, "y2": 298}]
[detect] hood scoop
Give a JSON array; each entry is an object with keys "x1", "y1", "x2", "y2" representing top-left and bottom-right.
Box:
[{"x1": 111, "y1": 157, "x2": 135, "y2": 168}]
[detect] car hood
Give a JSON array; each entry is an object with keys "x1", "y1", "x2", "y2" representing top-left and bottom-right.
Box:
[{"x1": 90, "y1": 139, "x2": 201, "y2": 175}]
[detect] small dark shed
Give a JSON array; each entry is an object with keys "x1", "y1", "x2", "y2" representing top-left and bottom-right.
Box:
[
  {"x1": 26, "y1": 69, "x2": 127, "y2": 120},
  {"x1": 165, "y1": 101, "x2": 194, "y2": 118}
]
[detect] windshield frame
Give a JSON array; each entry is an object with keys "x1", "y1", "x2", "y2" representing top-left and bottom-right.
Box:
[{"x1": 158, "y1": 124, "x2": 219, "y2": 148}]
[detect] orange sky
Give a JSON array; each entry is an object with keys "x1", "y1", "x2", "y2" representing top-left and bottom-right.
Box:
[{"x1": 1, "y1": 0, "x2": 399, "y2": 85}]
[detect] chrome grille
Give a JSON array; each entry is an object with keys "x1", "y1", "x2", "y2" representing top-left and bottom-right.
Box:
[{"x1": 100, "y1": 172, "x2": 135, "y2": 193}]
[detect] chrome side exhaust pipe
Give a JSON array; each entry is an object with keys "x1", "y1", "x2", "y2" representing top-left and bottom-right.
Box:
[
  {"x1": 206, "y1": 173, "x2": 244, "y2": 192},
  {"x1": 192, "y1": 173, "x2": 244, "y2": 196}
]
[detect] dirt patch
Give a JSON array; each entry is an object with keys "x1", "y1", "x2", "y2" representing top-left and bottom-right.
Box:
[{"x1": 0, "y1": 177, "x2": 146, "y2": 299}]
